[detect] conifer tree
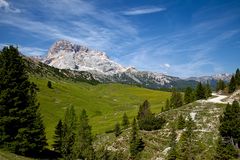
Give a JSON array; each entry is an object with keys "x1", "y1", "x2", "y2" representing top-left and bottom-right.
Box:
[
  {"x1": 214, "y1": 137, "x2": 238, "y2": 160},
  {"x1": 0, "y1": 46, "x2": 47, "y2": 156},
  {"x1": 204, "y1": 83, "x2": 212, "y2": 98},
  {"x1": 129, "y1": 118, "x2": 144, "y2": 159},
  {"x1": 164, "y1": 99, "x2": 170, "y2": 111},
  {"x1": 228, "y1": 75, "x2": 236, "y2": 93},
  {"x1": 167, "y1": 127, "x2": 178, "y2": 160},
  {"x1": 177, "y1": 115, "x2": 196, "y2": 159},
  {"x1": 215, "y1": 101, "x2": 240, "y2": 159},
  {"x1": 170, "y1": 89, "x2": 183, "y2": 108},
  {"x1": 114, "y1": 122, "x2": 121, "y2": 137},
  {"x1": 177, "y1": 114, "x2": 185, "y2": 130},
  {"x1": 195, "y1": 82, "x2": 206, "y2": 100},
  {"x1": 219, "y1": 101, "x2": 240, "y2": 149},
  {"x1": 235, "y1": 68, "x2": 240, "y2": 86},
  {"x1": 216, "y1": 80, "x2": 225, "y2": 92},
  {"x1": 122, "y1": 112, "x2": 129, "y2": 128},
  {"x1": 53, "y1": 120, "x2": 63, "y2": 154},
  {"x1": 62, "y1": 106, "x2": 76, "y2": 159},
  {"x1": 137, "y1": 100, "x2": 151, "y2": 120},
  {"x1": 184, "y1": 87, "x2": 194, "y2": 104},
  {"x1": 73, "y1": 109, "x2": 94, "y2": 160},
  {"x1": 137, "y1": 100, "x2": 165, "y2": 131}
]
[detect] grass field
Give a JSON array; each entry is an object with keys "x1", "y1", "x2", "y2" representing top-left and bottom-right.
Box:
[
  {"x1": 31, "y1": 76, "x2": 171, "y2": 146},
  {"x1": 0, "y1": 150, "x2": 33, "y2": 160}
]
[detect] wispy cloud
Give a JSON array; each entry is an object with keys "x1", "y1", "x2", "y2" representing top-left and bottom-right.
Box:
[
  {"x1": 0, "y1": 0, "x2": 138, "y2": 54},
  {"x1": 118, "y1": 12, "x2": 240, "y2": 77},
  {"x1": 0, "y1": 0, "x2": 239, "y2": 77},
  {"x1": 123, "y1": 6, "x2": 166, "y2": 16},
  {"x1": 0, "y1": 43, "x2": 48, "y2": 56},
  {"x1": 0, "y1": 0, "x2": 20, "y2": 13},
  {"x1": 19, "y1": 46, "x2": 47, "y2": 56}
]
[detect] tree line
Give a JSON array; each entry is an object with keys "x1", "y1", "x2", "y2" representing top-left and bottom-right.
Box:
[
  {"x1": 216, "y1": 68, "x2": 240, "y2": 93},
  {"x1": 162, "y1": 82, "x2": 212, "y2": 112}
]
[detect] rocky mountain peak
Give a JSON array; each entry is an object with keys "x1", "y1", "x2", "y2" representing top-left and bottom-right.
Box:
[
  {"x1": 43, "y1": 40, "x2": 126, "y2": 75},
  {"x1": 41, "y1": 40, "x2": 198, "y2": 89}
]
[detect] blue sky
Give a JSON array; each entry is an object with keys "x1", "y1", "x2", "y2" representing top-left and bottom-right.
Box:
[{"x1": 0, "y1": 0, "x2": 239, "y2": 78}]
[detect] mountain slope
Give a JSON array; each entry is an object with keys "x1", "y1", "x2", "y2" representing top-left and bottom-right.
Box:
[
  {"x1": 42, "y1": 40, "x2": 197, "y2": 89},
  {"x1": 95, "y1": 100, "x2": 226, "y2": 159},
  {"x1": 24, "y1": 56, "x2": 99, "y2": 85},
  {"x1": 30, "y1": 76, "x2": 171, "y2": 145}
]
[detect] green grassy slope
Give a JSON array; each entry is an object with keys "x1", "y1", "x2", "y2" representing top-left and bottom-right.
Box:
[
  {"x1": 31, "y1": 76, "x2": 171, "y2": 146},
  {"x1": 0, "y1": 150, "x2": 33, "y2": 160}
]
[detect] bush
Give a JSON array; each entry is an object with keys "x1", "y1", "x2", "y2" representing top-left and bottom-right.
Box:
[
  {"x1": 47, "y1": 81, "x2": 52, "y2": 89},
  {"x1": 138, "y1": 115, "x2": 166, "y2": 131}
]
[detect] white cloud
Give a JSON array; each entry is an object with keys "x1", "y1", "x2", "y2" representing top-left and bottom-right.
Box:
[
  {"x1": 163, "y1": 63, "x2": 170, "y2": 68},
  {"x1": 123, "y1": 7, "x2": 166, "y2": 16},
  {"x1": 0, "y1": 0, "x2": 20, "y2": 13}
]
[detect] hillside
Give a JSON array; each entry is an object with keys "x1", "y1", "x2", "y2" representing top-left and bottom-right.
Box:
[
  {"x1": 30, "y1": 76, "x2": 171, "y2": 146},
  {"x1": 94, "y1": 99, "x2": 226, "y2": 159}
]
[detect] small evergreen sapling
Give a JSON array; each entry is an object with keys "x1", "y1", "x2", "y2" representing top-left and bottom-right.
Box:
[
  {"x1": 129, "y1": 118, "x2": 144, "y2": 159},
  {"x1": 122, "y1": 112, "x2": 129, "y2": 128}
]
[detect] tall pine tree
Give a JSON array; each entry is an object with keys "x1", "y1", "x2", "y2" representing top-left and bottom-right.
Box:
[
  {"x1": 177, "y1": 115, "x2": 196, "y2": 159},
  {"x1": 235, "y1": 68, "x2": 240, "y2": 86},
  {"x1": 195, "y1": 82, "x2": 206, "y2": 100},
  {"x1": 215, "y1": 101, "x2": 240, "y2": 159},
  {"x1": 184, "y1": 87, "x2": 194, "y2": 104},
  {"x1": 73, "y1": 109, "x2": 94, "y2": 160},
  {"x1": 61, "y1": 106, "x2": 76, "y2": 160},
  {"x1": 228, "y1": 76, "x2": 236, "y2": 93},
  {"x1": 0, "y1": 46, "x2": 47, "y2": 156},
  {"x1": 52, "y1": 120, "x2": 63, "y2": 154},
  {"x1": 137, "y1": 100, "x2": 151, "y2": 120},
  {"x1": 204, "y1": 83, "x2": 212, "y2": 98},
  {"x1": 170, "y1": 89, "x2": 183, "y2": 109},
  {"x1": 216, "y1": 80, "x2": 225, "y2": 92}
]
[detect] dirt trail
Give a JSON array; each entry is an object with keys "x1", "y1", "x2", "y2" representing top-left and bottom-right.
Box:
[{"x1": 205, "y1": 93, "x2": 228, "y2": 104}]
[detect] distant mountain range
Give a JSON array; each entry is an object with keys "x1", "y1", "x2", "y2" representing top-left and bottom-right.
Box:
[
  {"x1": 186, "y1": 73, "x2": 232, "y2": 83},
  {"x1": 31, "y1": 40, "x2": 231, "y2": 89}
]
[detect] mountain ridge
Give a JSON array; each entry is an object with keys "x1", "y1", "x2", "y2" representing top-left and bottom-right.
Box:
[
  {"x1": 39, "y1": 40, "x2": 195, "y2": 89},
  {"x1": 33, "y1": 40, "x2": 230, "y2": 89}
]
